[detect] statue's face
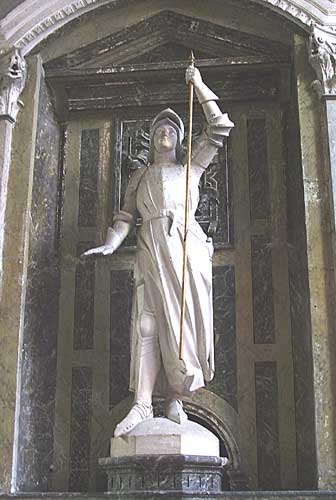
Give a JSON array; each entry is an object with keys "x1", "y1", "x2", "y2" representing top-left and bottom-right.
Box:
[{"x1": 153, "y1": 123, "x2": 178, "y2": 154}]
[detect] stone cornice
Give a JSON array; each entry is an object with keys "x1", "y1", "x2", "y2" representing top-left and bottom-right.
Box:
[
  {"x1": 1, "y1": 0, "x2": 336, "y2": 55},
  {"x1": 0, "y1": 47, "x2": 27, "y2": 123},
  {"x1": 309, "y1": 22, "x2": 336, "y2": 97}
]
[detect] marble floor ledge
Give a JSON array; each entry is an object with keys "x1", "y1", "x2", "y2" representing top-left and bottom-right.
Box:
[{"x1": 2, "y1": 492, "x2": 336, "y2": 500}]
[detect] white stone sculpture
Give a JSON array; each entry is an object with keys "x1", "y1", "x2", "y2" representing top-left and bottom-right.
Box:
[{"x1": 84, "y1": 65, "x2": 234, "y2": 437}]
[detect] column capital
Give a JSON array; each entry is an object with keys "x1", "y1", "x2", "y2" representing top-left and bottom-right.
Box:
[
  {"x1": 309, "y1": 23, "x2": 336, "y2": 98},
  {"x1": 0, "y1": 47, "x2": 27, "y2": 124}
]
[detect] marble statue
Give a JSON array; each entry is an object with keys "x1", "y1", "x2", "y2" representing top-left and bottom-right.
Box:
[{"x1": 84, "y1": 65, "x2": 234, "y2": 437}]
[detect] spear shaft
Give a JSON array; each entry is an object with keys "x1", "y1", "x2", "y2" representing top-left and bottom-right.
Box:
[{"x1": 179, "y1": 52, "x2": 195, "y2": 361}]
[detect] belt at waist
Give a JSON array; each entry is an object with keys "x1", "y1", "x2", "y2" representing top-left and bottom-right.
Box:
[{"x1": 141, "y1": 209, "x2": 195, "y2": 236}]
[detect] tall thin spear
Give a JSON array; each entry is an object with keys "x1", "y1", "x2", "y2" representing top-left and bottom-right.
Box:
[{"x1": 179, "y1": 51, "x2": 195, "y2": 361}]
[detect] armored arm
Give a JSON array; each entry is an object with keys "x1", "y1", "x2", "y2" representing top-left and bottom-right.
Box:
[{"x1": 185, "y1": 66, "x2": 234, "y2": 171}]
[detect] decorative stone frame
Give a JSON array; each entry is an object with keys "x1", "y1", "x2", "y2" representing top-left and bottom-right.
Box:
[
  {"x1": 1, "y1": 0, "x2": 336, "y2": 55},
  {"x1": 1, "y1": 0, "x2": 336, "y2": 495}
]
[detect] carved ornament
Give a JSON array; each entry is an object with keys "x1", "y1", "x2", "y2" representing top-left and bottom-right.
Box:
[
  {"x1": 260, "y1": 0, "x2": 313, "y2": 25},
  {"x1": 1, "y1": 0, "x2": 335, "y2": 55},
  {"x1": 309, "y1": 23, "x2": 336, "y2": 97},
  {"x1": 0, "y1": 47, "x2": 27, "y2": 122}
]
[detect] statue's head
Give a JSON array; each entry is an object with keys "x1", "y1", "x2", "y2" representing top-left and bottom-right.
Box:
[{"x1": 149, "y1": 108, "x2": 184, "y2": 164}]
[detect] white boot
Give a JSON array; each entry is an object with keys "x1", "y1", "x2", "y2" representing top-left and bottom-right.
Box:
[
  {"x1": 114, "y1": 401, "x2": 153, "y2": 437},
  {"x1": 165, "y1": 399, "x2": 188, "y2": 424}
]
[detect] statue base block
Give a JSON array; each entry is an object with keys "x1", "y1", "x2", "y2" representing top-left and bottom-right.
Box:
[
  {"x1": 99, "y1": 454, "x2": 227, "y2": 498},
  {"x1": 99, "y1": 418, "x2": 229, "y2": 498},
  {"x1": 108, "y1": 417, "x2": 220, "y2": 457}
]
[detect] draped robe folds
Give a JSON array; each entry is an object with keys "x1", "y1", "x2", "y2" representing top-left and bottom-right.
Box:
[{"x1": 114, "y1": 128, "x2": 224, "y2": 397}]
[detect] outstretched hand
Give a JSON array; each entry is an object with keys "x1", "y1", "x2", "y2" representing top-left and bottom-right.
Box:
[
  {"x1": 185, "y1": 65, "x2": 202, "y2": 88},
  {"x1": 82, "y1": 226, "x2": 125, "y2": 257},
  {"x1": 82, "y1": 244, "x2": 116, "y2": 257}
]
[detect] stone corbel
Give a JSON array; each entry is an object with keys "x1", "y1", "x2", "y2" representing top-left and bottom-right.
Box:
[
  {"x1": 0, "y1": 47, "x2": 27, "y2": 123},
  {"x1": 309, "y1": 23, "x2": 336, "y2": 98}
]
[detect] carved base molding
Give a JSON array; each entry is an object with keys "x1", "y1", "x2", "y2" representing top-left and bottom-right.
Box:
[
  {"x1": 2, "y1": 491, "x2": 336, "y2": 499},
  {"x1": 100, "y1": 454, "x2": 229, "y2": 496}
]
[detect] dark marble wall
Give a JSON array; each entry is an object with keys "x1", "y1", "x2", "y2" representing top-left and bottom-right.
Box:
[
  {"x1": 247, "y1": 118, "x2": 270, "y2": 221},
  {"x1": 16, "y1": 76, "x2": 61, "y2": 491},
  {"x1": 285, "y1": 97, "x2": 317, "y2": 489},
  {"x1": 255, "y1": 361, "x2": 281, "y2": 490},
  {"x1": 69, "y1": 367, "x2": 93, "y2": 491},
  {"x1": 73, "y1": 243, "x2": 95, "y2": 350},
  {"x1": 207, "y1": 140, "x2": 233, "y2": 248},
  {"x1": 78, "y1": 129, "x2": 99, "y2": 227},
  {"x1": 251, "y1": 236, "x2": 275, "y2": 344},
  {"x1": 209, "y1": 265, "x2": 237, "y2": 411},
  {"x1": 110, "y1": 270, "x2": 134, "y2": 407}
]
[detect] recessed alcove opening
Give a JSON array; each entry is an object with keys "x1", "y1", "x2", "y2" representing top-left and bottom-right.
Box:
[{"x1": 11, "y1": 2, "x2": 317, "y2": 494}]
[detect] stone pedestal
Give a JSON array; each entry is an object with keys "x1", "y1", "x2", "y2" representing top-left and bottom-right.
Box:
[
  {"x1": 99, "y1": 417, "x2": 229, "y2": 499},
  {"x1": 100, "y1": 454, "x2": 227, "y2": 499}
]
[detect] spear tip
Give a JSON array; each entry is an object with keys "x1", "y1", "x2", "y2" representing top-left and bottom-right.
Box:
[{"x1": 189, "y1": 50, "x2": 195, "y2": 66}]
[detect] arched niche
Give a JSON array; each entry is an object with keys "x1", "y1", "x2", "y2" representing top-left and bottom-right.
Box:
[{"x1": 4, "y1": 0, "x2": 325, "y2": 494}]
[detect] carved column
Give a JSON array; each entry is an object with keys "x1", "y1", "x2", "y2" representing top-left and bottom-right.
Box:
[
  {"x1": 304, "y1": 24, "x2": 336, "y2": 489},
  {"x1": 0, "y1": 49, "x2": 37, "y2": 494},
  {"x1": 0, "y1": 47, "x2": 27, "y2": 297},
  {"x1": 309, "y1": 24, "x2": 336, "y2": 234}
]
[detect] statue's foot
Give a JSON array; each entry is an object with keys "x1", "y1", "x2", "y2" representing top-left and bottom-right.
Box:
[
  {"x1": 165, "y1": 399, "x2": 188, "y2": 424},
  {"x1": 114, "y1": 402, "x2": 153, "y2": 437}
]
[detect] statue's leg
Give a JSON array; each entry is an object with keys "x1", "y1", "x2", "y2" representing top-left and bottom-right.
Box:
[
  {"x1": 114, "y1": 310, "x2": 160, "y2": 437},
  {"x1": 135, "y1": 310, "x2": 161, "y2": 404},
  {"x1": 165, "y1": 387, "x2": 188, "y2": 425}
]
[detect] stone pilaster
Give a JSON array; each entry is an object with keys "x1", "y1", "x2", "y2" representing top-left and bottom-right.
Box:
[
  {"x1": 309, "y1": 24, "x2": 336, "y2": 240},
  {"x1": 293, "y1": 28, "x2": 336, "y2": 490},
  {"x1": 0, "y1": 54, "x2": 40, "y2": 494},
  {"x1": 308, "y1": 23, "x2": 336, "y2": 335},
  {"x1": 0, "y1": 46, "x2": 27, "y2": 493}
]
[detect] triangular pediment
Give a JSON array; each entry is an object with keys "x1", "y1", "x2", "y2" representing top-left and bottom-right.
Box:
[{"x1": 45, "y1": 10, "x2": 290, "y2": 73}]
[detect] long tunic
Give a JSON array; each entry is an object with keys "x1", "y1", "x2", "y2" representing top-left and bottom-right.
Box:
[{"x1": 115, "y1": 127, "x2": 225, "y2": 396}]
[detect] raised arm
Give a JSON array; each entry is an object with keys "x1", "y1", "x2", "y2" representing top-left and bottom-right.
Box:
[
  {"x1": 185, "y1": 66, "x2": 234, "y2": 171},
  {"x1": 83, "y1": 166, "x2": 146, "y2": 256}
]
